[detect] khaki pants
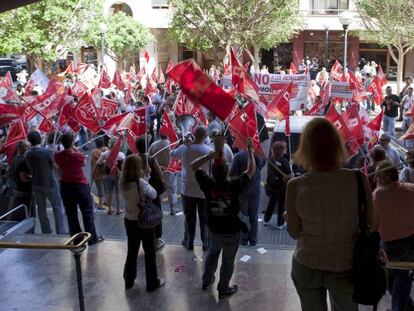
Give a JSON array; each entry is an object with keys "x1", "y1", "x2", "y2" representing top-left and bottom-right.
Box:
[{"x1": 291, "y1": 257, "x2": 358, "y2": 311}]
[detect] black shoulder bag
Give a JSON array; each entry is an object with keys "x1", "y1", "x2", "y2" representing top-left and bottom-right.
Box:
[
  {"x1": 135, "y1": 180, "x2": 163, "y2": 229},
  {"x1": 352, "y1": 170, "x2": 386, "y2": 306}
]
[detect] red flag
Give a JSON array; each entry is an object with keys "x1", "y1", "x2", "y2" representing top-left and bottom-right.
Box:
[
  {"x1": 289, "y1": 63, "x2": 298, "y2": 75},
  {"x1": 151, "y1": 67, "x2": 157, "y2": 83},
  {"x1": 160, "y1": 111, "x2": 178, "y2": 144},
  {"x1": 145, "y1": 76, "x2": 157, "y2": 96},
  {"x1": 28, "y1": 80, "x2": 68, "y2": 119},
  {"x1": 243, "y1": 62, "x2": 250, "y2": 72},
  {"x1": 229, "y1": 103, "x2": 263, "y2": 155},
  {"x1": 158, "y1": 63, "x2": 165, "y2": 84},
  {"x1": 343, "y1": 104, "x2": 364, "y2": 146},
  {"x1": 100, "y1": 97, "x2": 118, "y2": 120},
  {"x1": 368, "y1": 76, "x2": 383, "y2": 105},
  {"x1": 126, "y1": 130, "x2": 138, "y2": 154},
  {"x1": 98, "y1": 67, "x2": 111, "y2": 89},
  {"x1": 265, "y1": 82, "x2": 293, "y2": 121},
  {"x1": 136, "y1": 67, "x2": 146, "y2": 82},
  {"x1": 305, "y1": 97, "x2": 324, "y2": 116},
  {"x1": 325, "y1": 104, "x2": 353, "y2": 142},
  {"x1": 38, "y1": 117, "x2": 55, "y2": 133},
  {"x1": 1, "y1": 119, "x2": 27, "y2": 150},
  {"x1": 0, "y1": 75, "x2": 20, "y2": 104},
  {"x1": 102, "y1": 108, "x2": 146, "y2": 136},
  {"x1": 24, "y1": 79, "x2": 36, "y2": 96},
  {"x1": 70, "y1": 81, "x2": 88, "y2": 99},
  {"x1": 124, "y1": 83, "x2": 135, "y2": 104},
  {"x1": 143, "y1": 50, "x2": 150, "y2": 64},
  {"x1": 165, "y1": 77, "x2": 173, "y2": 94},
  {"x1": 167, "y1": 59, "x2": 235, "y2": 121},
  {"x1": 2, "y1": 71, "x2": 13, "y2": 88},
  {"x1": 0, "y1": 104, "x2": 26, "y2": 126},
  {"x1": 112, "y1": 70, "x2": 125, "y2": 90},
  {"x1": 368, "y1": 110, "x2": 383, "y2": 132},
  {"x1": 377, "y1": 64, "x2": 388, "y2": 87},
  {"x1": 166, "y1": 59, "x2": 174, "y2": 73},
  {"x1": 331, "y1": 60, "x2": 343, "y2": 80},
  {"x1": 105, "y1": 135, "x2": 122, "y2": 175},
  {"x1": 72, "y1": 93, "x2": 101, "y2": 133},
  {"x1": 230, "y1": 48, "x2": 260, "y2": 102},
  {"x1": 167, "y1": 158, "x2": 182, "y2": 173}
]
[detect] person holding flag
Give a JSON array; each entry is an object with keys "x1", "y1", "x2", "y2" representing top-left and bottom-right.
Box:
[
  {"x1": 192, "y1": 137, "x2": 256, "y2": 298},
  {"x1": 96, "y1": 137, "x2": 125, "y2": 215}
]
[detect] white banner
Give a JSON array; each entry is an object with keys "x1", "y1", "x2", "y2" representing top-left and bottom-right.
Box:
[
  {"x1": 330, "y1": 81, "x2": 352, "y2": 99},
  {"x1": 30, "y1": 68, "x2": 50, "y2": 91},
  {"x1": 252, "y1": 72, "x2": 310, "y2": 111}
]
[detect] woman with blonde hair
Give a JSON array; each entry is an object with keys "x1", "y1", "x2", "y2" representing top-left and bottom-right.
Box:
[
  {"x1": 286, "y1": 118, "x2": 372, "y2": 311},
  {"x1": 119, "y1": 155, "x2": 165, "y2": 291}
]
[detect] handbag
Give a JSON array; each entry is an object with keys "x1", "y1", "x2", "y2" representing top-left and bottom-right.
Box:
[
  {"x1": 135, "y1": 180, "x2": 163, "y2": 229},
  {"x1": 352, "y1": 170, "x2": 386, "y2": 306}
]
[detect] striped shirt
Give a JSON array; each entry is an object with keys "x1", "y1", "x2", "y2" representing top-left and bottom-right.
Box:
[{"x1": 287, "y1": 169, "x2": 372, "y2": 271}]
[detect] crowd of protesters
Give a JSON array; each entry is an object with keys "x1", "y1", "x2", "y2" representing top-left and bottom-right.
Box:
[{"x1": 0, "y1": 58, "x2": 413, "y2": 311}]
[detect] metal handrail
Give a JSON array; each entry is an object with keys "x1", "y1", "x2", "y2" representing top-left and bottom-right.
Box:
[
  {"x1": 0, "y1": 204, "x2": 28, "y2": 221},
  {"x1": 0, "y1": 232, "x2": 92, "y2": 311},
  {"x1": 0, "y1": 232, "x2": 91, "y2": 250}
]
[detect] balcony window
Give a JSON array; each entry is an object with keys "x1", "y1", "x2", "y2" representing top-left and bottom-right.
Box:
[
  {"x1": 311, "y1": 0, "x2": 349, "y2": 15},
  {"x1": 152, "y1": 0, "x2": 169, "y2": 8}
]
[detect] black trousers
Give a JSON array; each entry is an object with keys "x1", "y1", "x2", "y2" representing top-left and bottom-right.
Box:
[
  {"x1": 153, "y1": 196, "x2": 162, "y2": 239},
  {"x1": 60, "y1": 183, "x2": 98, "y2": 244},
  {"x1": 124, "y1": 218, "x2": 158, "y2": 290},
  {"x1": 264, "y1": 187, "x2": 286, "y2": 226},
  {"x1": 181, "y1": 194, "x2": 208, "y2": 248}
]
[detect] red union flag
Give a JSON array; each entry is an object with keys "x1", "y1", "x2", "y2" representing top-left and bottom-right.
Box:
[
  {"x1": 167, "y1": 59, "x2": 235, "y2": 121},
  {"x1": 102, "y1": 108, "x2": 146, "y2": 136},
  {"x1": 112, "y1": 70, "x2": 125, "y2": 90},
  {"x1": 72, "y1": 93, "x2": 100, "y2": 133},
  {"x1": 70, "y1": 81, "x2": 88, "y2": 99},
  {"x1": 2, "y1": 119, "x2": 27, "y2": 149},
  {"x1": 325, "y1": 104, "x2": 353, "y2": 142},
  {"x1": 289, "y1": 63, "x2": 298, "y2": 75},
  {"x1": 229, "y1": 103, "x2": 263, "y2": 155},
  {"x1": 368, "y1": 76, "x2": 383, "y2": 105},
  {"x1": 158, "y1": 63, "x2": 165, "y2": 84},
  {"x1": 143, "y1": 50, "x2": 150, "y2": 64},
  {"x1": 126, "y1": 130, "x2": 138, "y2": 154},
  {"x1": 98, "y1": 67, "x2": 111, "y2": 89},
  {"x1": 331, "y1": 60, "x2": 343, "y2": 80},
  {"x1": 266, "y1": 82, "x2": 293, "y2": 120},
  {"x1": 105, "y1": 135, "x2": 122, "y2": 175},
  {"x1": 100, "y1": 97, "x2": 118, "y2": 120},
  {"x1": 0, "y1": 75, "x2": 20, "y2": 104},
  {"x1": 160, "y1": 111, "x2": 178, "y2": 144},
  {"x1": 39, "y1": 117, "x2": 55, "y2": 133},
  {"x1": 377, "y1": 64, "x2": 388, "y2": 87},
  {"x1": 0, "y1": 104, "x2": 25, "y2": 126}
]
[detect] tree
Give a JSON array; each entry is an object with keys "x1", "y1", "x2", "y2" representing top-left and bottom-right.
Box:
[
  {"x1": 355, "y1": 0, "x2": 414, "y2": 92},
  {"x1": 168, "y1": 0, "x2": 303, "y2": 68},
  {"x1": 83, "y1": 12, "x2": 153, "y2": 71},
  {"x1": 0, "y1": 0, "x2": 101, "y2": 70}
]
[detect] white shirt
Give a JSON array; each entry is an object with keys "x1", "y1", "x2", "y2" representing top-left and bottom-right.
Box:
[
  {"x1": 120, "y1": 178, "x2": 157, "y2": 221},
  {"x1": 96, "y1": 149, "x2": 125, "y2": 165},
  {"x1": 171, "y1": 143, "x2": 212, "y2": 198},
  {"x1": 402, "y1": 94, "x2": 414, "y2": 112}
]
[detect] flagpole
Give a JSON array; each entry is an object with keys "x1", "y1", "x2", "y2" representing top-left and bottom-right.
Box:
[
  {"x1": 367, "y1": 160, "x2": 410, "y2": 177},
  {"x1": 229, "y1": 125, "x2": 291, "y2": 179},
  {"x1": 151, "y1": 140, "x2": 180, "y2": 158},
  {"x1": 287, "y1": 134, "x2": 293, "y2": 167},
  {"x1": 79, "y1": 133, "x2": 107, "y2": 149},
  {"x1": 258, "y1": 122, "x2": 267, "y2": 137}
]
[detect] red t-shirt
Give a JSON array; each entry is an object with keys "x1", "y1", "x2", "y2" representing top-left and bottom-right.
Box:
[{"x1": 55, "y1": 150, "x2": 89, "y2": 184}]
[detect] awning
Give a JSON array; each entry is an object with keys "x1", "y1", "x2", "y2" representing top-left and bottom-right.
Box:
[{"x1": 0, "y1": 0, "x2": 42, "y2": 13}]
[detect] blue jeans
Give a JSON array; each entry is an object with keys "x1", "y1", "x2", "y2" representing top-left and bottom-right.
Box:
[
  {"x1": 383, "y1": 235, "x2": 414, "y2": 311},
  {"x1": 60, "y1": 183, "x2": 98, "y2": 244},
  {"x1": 239, "y1": 194, "x2": 260, "y2": 245},
  {"x1": 202, "y1": 231, "x2": 240, "y2": 292},
  {"x1": 33, "y1": 183, "x2": 67, "y2": 234},
  {"x1": 383, "y1": 115, "x2": 396, "y2": 137}
]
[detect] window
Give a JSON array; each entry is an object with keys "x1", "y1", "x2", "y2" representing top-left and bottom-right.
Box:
[
  {"x1": 152, "y1": 0, "x2": 169, "y2": 8},
  {"x1": 311, "y1": 0, "x2": 349, "y2": 15}
]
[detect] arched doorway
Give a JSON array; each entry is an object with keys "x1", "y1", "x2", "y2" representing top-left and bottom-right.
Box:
[{"x1": 108, "y1": 2, "x2": 139, "y2": 71}]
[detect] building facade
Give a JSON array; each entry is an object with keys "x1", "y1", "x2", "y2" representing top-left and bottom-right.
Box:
[{"x1": 96, "y1": 0, "x2": 414, "y2": 79}]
